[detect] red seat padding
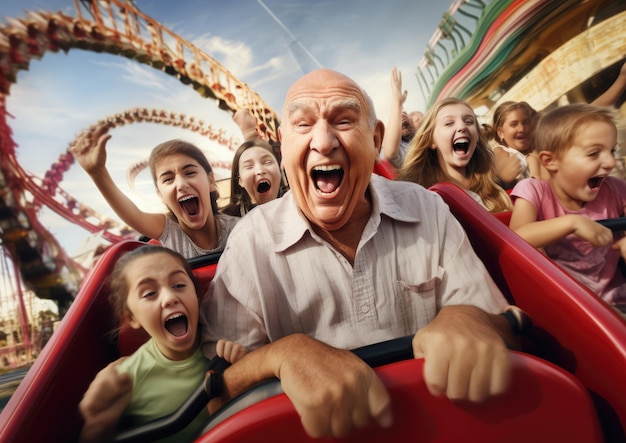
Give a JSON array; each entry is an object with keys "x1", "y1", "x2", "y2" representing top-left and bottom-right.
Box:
[
  {"x1": 494, "y1": 210, "x2": 512, "y2": 225},
  {"x1": 197, "y1": 352, "x2": 602, "y2": 443},
  {"x1": 117, "y1": 324, "x2": 150, "y2": 357},
  {"x1": 373, "y1": 158, "x2": 398, "y2": 180},
  {"x1": 0, "y1": 240, "x2": 145, "y2": 443},
  {"x1": 429, "y1": 182, "x2": 626, "y2": 438}
]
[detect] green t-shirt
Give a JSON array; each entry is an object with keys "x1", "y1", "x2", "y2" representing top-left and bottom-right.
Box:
[{"x1": 117, "y1": 339, "x2": 210, "y2": 442}]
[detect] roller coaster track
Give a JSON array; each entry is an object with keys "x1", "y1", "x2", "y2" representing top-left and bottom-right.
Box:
[
  {"x1": 0, "y1": 0, "x2": 279, "y2": 311},
  {"x1": 417, "y1": 0, "x2": 625, "y2": 112},
  {"x1": 42, "y1": 107, "x2": 239, "y2": 245}
]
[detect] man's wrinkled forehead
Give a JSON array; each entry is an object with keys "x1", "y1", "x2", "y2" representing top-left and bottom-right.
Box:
[{"x1": 282, "y1": 70, "x2": 368, "y2": 117}]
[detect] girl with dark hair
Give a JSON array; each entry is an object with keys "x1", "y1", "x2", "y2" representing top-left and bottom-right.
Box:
[
  {"x1": 221, "y1": 139, "x2": 286, "y2": 217},
  {"x1": 78, "y1": 245, "x2": 246, "y2": 443},
  {"x1": 72, "y1": 123, "x2": 238, "y2": 258}
]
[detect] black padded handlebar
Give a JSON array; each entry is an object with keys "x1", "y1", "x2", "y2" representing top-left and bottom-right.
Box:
[{"x1": 114, "y1": 336, "x2": 414, "y2": 443}]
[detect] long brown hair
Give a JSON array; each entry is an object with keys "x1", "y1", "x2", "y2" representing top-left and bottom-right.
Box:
[
  {"x1": 486, "y1": 101, "x2": 537, "y2": 155},
  {"x1": 397, "y1": 97, "x2": 511, "y2": 213},
  {"x1": 221, "y1": 140, "x2": 287, "y2": 216}
]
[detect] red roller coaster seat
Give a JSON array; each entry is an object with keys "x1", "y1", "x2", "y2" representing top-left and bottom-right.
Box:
[
  {"x1": 198, "y1": 353, "x2": 602, "y2": 443},
  {"x1": 429, "y1": 182, "x2": 626, "y2": 439},
  {"x1": 494, "y1": 210, "x2": 512, "y2": 225},
  {"x1": 0, "y1": 241, "x2": 144, "y2": 443},
  {"x1": 0, "y1": 240, "x2": 220, "y2": 443},
  {"x1": 373, "y1": 158, "x2": 398, "y2": 180}
]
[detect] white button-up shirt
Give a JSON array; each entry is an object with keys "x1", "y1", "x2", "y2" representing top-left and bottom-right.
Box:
[{"x1": 200, "y1": 174, "x2": 508, "y2": 355}]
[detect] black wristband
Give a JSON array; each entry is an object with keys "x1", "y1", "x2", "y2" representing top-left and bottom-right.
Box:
[
  {"x1": 499, "y1": 306, "x2": 532, "y2": 335},
  {"x1": 204, "y1": 369, "x2": 224, "y2": 399}
]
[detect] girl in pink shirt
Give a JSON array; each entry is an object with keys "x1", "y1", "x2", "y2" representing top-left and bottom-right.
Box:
[{"x1": 510, "y1": 103, "x2": 626, "y2": 309}]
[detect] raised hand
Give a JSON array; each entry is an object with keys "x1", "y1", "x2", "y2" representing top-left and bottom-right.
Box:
[{"x1": 71, "y1": 122, "x2": 114, "y2": 176}]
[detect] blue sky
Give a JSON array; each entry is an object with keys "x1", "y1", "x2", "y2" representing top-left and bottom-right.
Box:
[{"x1": 2, "y1": 0, "x2": 454, "y2": 255}]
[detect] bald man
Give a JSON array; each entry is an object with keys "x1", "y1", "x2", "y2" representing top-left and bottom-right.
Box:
[{"x1": 200, "y1": 69, "x2": 516, "y2": 438}]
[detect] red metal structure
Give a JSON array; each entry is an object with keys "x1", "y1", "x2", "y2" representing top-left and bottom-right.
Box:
[{"x1": 0, "y1": 0, "x2": 279, "y2": 335}]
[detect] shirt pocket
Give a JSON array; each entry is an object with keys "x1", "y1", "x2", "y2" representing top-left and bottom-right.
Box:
[{"x1": 396, "y1": 267, "x2": 443, "y2": 332}]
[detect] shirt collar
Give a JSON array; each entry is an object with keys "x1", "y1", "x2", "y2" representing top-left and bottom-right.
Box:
[{"x1": 272, "y1": 174, "x2": 423, "y2": 253}]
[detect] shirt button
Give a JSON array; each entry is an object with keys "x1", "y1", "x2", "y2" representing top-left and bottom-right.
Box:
[{"x1": 360, "y1": 304, "x2": 370, "y2": 314}]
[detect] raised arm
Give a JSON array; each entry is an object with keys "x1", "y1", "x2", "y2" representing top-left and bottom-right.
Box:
[
  {"x1": 381, "y1": 67, "x2": 408, "y2": 166},
  {"x1": 71, "y1": 123, "x2": 166, "y2": 240},
  {"x1": 591, "y1": 61, "x2": 626, "y2": 107},
  {"x1": 233, "y1": 109, "x2": 266, "y2": 142}
]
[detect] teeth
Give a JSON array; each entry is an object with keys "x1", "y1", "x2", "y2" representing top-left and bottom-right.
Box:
[
  {"x1": 165, "y1": 313, "x2": 183, "y2": 322},
  {"x1": 313, "y1": 164, "x2": 341, "y2": 172},
  {"x1": 178, "y1": 195, "x2": 195, "y2": 203},
  {"x1": 454, "y1": 138, "x2": 469, "y2": 144}
]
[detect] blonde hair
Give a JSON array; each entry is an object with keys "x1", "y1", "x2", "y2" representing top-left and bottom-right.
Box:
[
  {"x1": 397, "y1": 97, "x2": 511, "y2": 213},
  {"x1": 533, "y1": 103, "x2": 618, "y2": 158}
]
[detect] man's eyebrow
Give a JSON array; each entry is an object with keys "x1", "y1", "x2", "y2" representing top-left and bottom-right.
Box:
[
  {"x1": 331, "y1": 98, "x2": 361, "y2": 113},
  {"x1": 285, "y1": 98, "x2": 361, "y2": 116},
  {"x1": 285, "y1": 101, "x2": 312, "y2": 116}
]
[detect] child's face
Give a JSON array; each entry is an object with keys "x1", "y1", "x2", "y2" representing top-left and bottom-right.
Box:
[
  {"x1": 124, "y1": 252, "x2": 199, "y2": 361},
  {"x1": 550, "y1": 120, "x2": 617, "y2": 210},
  {"x1": 154, "y1": 153, "x2": 215, "y2": 231},
  {"x1": 238, "y1": 146, "x2": 281, "y2": 205},
  {"x1": 431, "y1": 103, "x2": 478, "y2": 174},
  {"x1": 497, "y1": 108, "x2": 532, "y2": 152}
]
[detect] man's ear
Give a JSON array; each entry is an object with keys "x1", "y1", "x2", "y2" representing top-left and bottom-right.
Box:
[
  {"x1": 278, "y1": 127, "x2": 284, "y2": 164},
  {"x1": 374, "y1": 119, "x2": 385, "y2": 155},
  {"x1": 539, "y1": 151, "x2": 558, "y2": 171}
]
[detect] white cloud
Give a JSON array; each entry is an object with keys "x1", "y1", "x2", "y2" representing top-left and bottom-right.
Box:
[
  {"x1": 116, "y1": 60, "x2": 170, "y2": 92},
  {"x1": 3, "y1": 0, "x2": 450, "y2": 263},
  {"x1": 193, "y1": 34, "x2": 255, "y2": 77}
]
